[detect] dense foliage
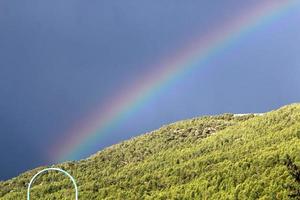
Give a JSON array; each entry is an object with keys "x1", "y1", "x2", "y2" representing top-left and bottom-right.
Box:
[{"x1": 0, "y1": 104, "x2": 299, "y2": 199}]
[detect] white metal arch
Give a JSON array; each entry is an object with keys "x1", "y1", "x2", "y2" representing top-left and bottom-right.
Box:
[{"x1": 27, "y1": 167, "x2": 78, "y2": 200}]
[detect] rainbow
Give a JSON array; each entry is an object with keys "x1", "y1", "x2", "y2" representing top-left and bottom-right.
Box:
[{"x1": 50, "y1": 1, "x2": 298, "y2": 162}]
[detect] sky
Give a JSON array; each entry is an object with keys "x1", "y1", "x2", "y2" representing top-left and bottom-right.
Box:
[{"x1": 0, "y1": 0, "x2": 300, "y2": 180}]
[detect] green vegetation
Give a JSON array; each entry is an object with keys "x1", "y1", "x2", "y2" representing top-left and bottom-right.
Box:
[
  {"x1": 284, "y1": 154, "x2": 300, "y2": 199},
  {"x1": 0, "y1": 104, "x2": 299, "y2": 199}
]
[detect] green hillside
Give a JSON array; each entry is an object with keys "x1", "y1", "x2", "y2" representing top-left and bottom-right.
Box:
[{"x1": 0, "y1": 104, "x2": 299, "y2": 199}]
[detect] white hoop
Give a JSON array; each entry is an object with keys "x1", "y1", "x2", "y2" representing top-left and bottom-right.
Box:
[{"x1": 27, "y1": 168, "x2": 78, "y2": 200}]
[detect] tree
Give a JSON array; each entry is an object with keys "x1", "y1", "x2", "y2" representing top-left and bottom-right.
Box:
[{"x1": 284, "y1": 154, "x2": 300, "y2": 199}]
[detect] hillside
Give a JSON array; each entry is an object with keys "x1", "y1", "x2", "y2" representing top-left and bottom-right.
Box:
[{"x1": 0, "y1": 104, "x2": 299, "y2": 199}]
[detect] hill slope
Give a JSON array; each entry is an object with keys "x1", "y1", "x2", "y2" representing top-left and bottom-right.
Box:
[{"x1": 0, "y1": 104, "x2": 300, "y2": 199}]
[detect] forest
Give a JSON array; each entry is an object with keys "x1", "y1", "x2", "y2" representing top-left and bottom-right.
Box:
[{"x1": 0, "y1": 104, "x2": 299, "y2": 199}]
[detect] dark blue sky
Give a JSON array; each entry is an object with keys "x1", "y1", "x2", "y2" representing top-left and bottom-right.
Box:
[{"x1": 0, "y1": 0, "x2": 299, "y2": 180}]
